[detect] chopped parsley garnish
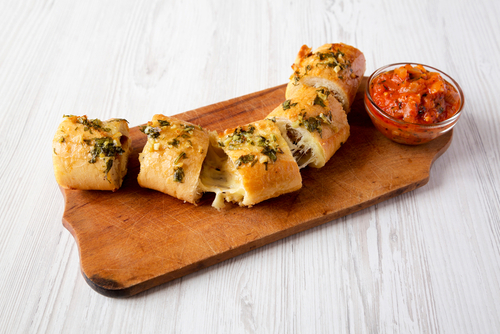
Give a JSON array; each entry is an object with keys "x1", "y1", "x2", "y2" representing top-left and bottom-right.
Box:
[
  {"x1": 261, "y1": 146, "x2": 278, "y2": 163},
  {"x1": 296, "y1": 110, "x2": 333, "y2": 137},
  {"x1": 224, "y1": 125, "x2": 257, "y2": 149},
  {"x1": 303, "y1": 116, "x2": 323, "y2": 135},
  {"x1": 313, "y1": 88, "x2": 330, "y2": 108},
  {"x1": 104, "y1": 158, "x2": 114, "y2": 175},
  {"x1": 173, "y1": 167, "x2": 184, "y2": 183},
  {"x1": 75, "y1": 116, "x2": 111, "y2": 133},
  {"x1": 313, "y1": 96, "x2": 326, "y2": 108},
  {"x1": 220, "y1": 124, "x2": 284, "y2": 170},
  {"x1": 168, "y1": 138, "x2": 180, "y2": 147},
  {"x1": 157, "y1": 119, "x2": 170, "y2": 127},
  {"x1": 140, "y1": 125, "x2": 161, "y2": 139},
  {"x1": 174, "y1": 152, "x2": 187, "y2": 164},
  {"x1": 315, "y1": 49, "x2": 350, "y2": 71},
  {"x1": 235, "y1": 154, "x2": 255, "y2": 167},
  {"x1": 88, "y1": 137, "x2": 125, "y2": 164},
  {"x1": 282, "y1": 99, "x2": 298, "y2": 110}
]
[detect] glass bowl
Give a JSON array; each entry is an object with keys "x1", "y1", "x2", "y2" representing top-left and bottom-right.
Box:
[{"x1": 364, "y1": 63, "x2": 464, "y2": 145}]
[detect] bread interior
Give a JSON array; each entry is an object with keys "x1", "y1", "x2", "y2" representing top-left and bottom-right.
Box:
[
  {"x1": 274, "y1": 118, "x2": 318, "y2": 169},
  {"x1": 198, "y1": 136, "x2": 246, "y2": 209}
]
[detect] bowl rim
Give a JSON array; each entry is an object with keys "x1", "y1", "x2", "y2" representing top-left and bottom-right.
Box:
[{"x1": 365, "y1": 62, "x2": 465, "y2": 128}]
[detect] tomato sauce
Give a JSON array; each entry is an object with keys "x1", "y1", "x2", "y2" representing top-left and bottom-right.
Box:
[{"x1": 369, "y1": 64, "x2": 460, "y2": 124}]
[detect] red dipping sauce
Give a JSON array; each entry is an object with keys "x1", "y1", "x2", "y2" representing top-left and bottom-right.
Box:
[
  {"x1": 364, "y1": 63, "x2": 464, "y2": 145},
  {"x1": 370, "y1": 64, "x2": 460, "y2": 124}
]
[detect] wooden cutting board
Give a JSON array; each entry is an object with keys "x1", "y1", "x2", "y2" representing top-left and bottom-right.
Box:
[{"x1": 61, "y1": 78, "x2": 453, "y2": 297}]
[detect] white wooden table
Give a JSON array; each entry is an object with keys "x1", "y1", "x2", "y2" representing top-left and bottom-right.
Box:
[{"x1": 1, "y1": 0, "x2": 499, "y2": 332}]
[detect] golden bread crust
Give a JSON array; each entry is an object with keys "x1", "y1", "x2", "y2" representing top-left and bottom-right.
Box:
[
  {"x1": 216, "y1": 119, "x2": 302, "y2": 206},
  {"x1": 269, "y1": 84, "x2": 349, "y2": 168},
  {"x1": 286, "y1": 43, "x2": 366, "y2": 113},
  {"x1": 137, "y1": 114, "x2": 209, "y2": 204},
  {"x1": 52, "y1": 116, "x2": 131, "y2": 191}
]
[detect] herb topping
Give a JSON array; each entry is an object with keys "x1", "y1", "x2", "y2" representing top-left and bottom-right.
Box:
[
  {"x1": 140, "y1": 125, "x2": 161, "y2": 139},
  {"x1": 173, "y1": 167, "x2": 184, "y2": 183},
  {"x1": 235, "y1": 154, "x2": 256, "y2": 167},
  {"x1": 282, "y1": 99, "x2": 298, "y2": 110}
]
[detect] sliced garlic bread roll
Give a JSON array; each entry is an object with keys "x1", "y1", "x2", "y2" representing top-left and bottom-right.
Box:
[
  {"x1": 286, "y1": 43, "x2": 366, "y2": 113},
  {"x1": 268, "y1": 84, "x2": 349, "y2": 169},
  {"x1": 137, "y1": 114, "x2": 209, "y2": 204},
  {"x1": 199, "y1": 119, "x2": 302, "y2": 209},
  {"x1": 52, "y1": 115, "x2": 131, "y2": 191}
]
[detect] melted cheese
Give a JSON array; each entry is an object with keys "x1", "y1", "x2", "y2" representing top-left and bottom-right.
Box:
[
  {"x1": 198, "y1": 138, "x2": 246, "y2": 209},
  {"x1": 274, "y1": 118, "x2": 317, "y2": 169}
]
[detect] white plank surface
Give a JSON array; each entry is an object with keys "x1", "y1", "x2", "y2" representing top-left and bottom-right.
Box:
[{"x1": 1, "y1": 0, "x2": 499, "y2": 332}]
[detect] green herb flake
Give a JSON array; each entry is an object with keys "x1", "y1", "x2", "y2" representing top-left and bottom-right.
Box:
[
  {"x1": 261, "y1": 146, "x2": 278, "y2": 163},
  {"x1": 168, "y1": 138, "x2": 180, "y2": 148},
  {"x1": 313, "y1": 95, "x2": 327, "y2": 108},
  {"x1": 174, "y1": 152, "x2": 187, "y2": 164},
  {"x1": 173, "y1": 167, "x2": 185, "y2": 183},
  {"x1": 87, "y1": 137, "x2": 125, "y2": 165},
  {"x1": 225, "y1": 126, "x2": 257, "y2": 148},
  {"x1": 298, "y1": 111, "x2": 333, "y2": 137},
  {"x1": 303, "y1": 116, "x2": 322, "y2": 135},
  {"x1": 75, "y1": 116, "x2": 110, "y2": 134},
  {"x1": 235, "y1": 154, "x2": 255, "y2": 167},
  {"x1": 282, "y1": 99, "x2": 298, "y2": 110},
  {"x1": 140, "y1": 125, "x2": 161, "y2": 139},
  {"x1": 104, "y1": 158, "x2": 114, "y2": 175},
  {"x1": 157, "y1": 120, "x2": 171, "y2": 127}
]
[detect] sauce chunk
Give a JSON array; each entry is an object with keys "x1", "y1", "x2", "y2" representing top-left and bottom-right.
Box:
[{"x1": 370, "y1": 64, "x2": 460, "y2": 124}]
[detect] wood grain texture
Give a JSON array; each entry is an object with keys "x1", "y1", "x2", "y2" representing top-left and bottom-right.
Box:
[
  {"x1": 62, "y1": 82, "x2": 452, "y2": 297},
  {"x1": 1, "y1": 0, "x2": 500, "y2": 333}
]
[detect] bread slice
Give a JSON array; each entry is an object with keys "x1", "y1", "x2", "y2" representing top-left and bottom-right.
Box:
[
  {"x1": 268, "y1": 84, "x2": 349, "y2": 169},
  {"x1": 286, "y1": 43, "x2": 366, "y2": 113},
  {"x1": 137, "y1": 114, "x2": 209, "y2": 204},
  {"x1": 198, "y1": 119, "x2": 302, "y2": 209},
  {"x1": 52, "y1": 115, "x2": 131, "y2": 191}
]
